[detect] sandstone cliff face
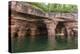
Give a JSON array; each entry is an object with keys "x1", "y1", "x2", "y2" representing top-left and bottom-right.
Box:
[{"x1": 9, "y1": 1, "x2": 78, "y2": 40}]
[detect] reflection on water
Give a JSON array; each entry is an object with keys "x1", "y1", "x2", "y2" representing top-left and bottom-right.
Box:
[{"x1": 11, "y1": 35, "x2": 78, "y2": 53}]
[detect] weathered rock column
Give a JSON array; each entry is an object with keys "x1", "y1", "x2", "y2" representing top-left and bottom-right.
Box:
[
  {"x1": 30, "y1": 28, "x2": 36, "y2": 37},
  {"x1": 64, "y1": 23, "x2": 73, "y2": 40},
  {"x1": 30, "y1": 23, "x2": 37, "y2": 39},
  {"x1": 11, "y1": 25, "x2": 19, "y2": 38},
  {"x1": 17, "y1": 26, "x2": 27, "y2": 38},
  {"x1": 47, "y1": 21, "x2": 58, "y2": 38},
  {"x1": 47, "y1": 23, "x2": 55, "y2": 38},
  {"x1": 66, "y1": 28, "x2": 71, "y2": 40}
]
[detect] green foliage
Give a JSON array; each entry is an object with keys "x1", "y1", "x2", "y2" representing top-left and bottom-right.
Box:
[
  {"x1": 29, "y1": 2, "x2": 49, "y2": 13},
  {"x1": 29, "y1": 2, "x2": 77, "y2": 13}
]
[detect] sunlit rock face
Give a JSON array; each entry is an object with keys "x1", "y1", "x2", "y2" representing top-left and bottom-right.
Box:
[
  {"x1": 10, "y1": 17, "x2": 29, "y2": 38},
  {"x1": 9, "y1": 1, "x2": 78, "y2": 40},
  {"x1": 10, "y1": 16, "x2": 40, "y2": 38},
  {"x1": 64, "y1": 22, "x2": 78, "y2": 39}
]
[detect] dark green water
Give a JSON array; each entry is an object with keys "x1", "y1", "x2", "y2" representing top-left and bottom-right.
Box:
[{"x1": 11, "y1": 35, "x2": 78, "y2": 53}]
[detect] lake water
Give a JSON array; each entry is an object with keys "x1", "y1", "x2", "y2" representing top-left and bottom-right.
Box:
[{"x1": 11, "y1": 35, "x2": 78, "y2": 53}]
